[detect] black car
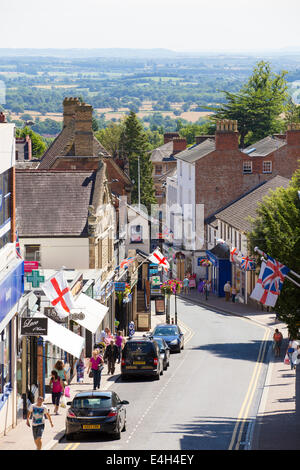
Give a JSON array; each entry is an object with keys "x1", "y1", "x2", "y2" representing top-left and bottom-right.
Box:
[
  {"x1": 121, "y1": 337, "x2": 164, "y2": 380},
  {"x1": 151, "y1": 324, "x2": 184, "y2": 353},
  {"x1": 152, "y1": 336, "x2": 170, "y2": 370},
  {"x1": 65, "y1": 391, "x2": 129, "y2": 441}
]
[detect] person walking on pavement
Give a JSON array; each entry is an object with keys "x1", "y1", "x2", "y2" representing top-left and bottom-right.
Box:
[
  {"x1": 87, "y1": 349, "x2": 104, "y2": 390},
  {"x1": 104, "y1": 340, "x2": 119, "y2": 374},
  {"x1": 50, "y1": 370, "x2": 64, "y2": 415},
  {"x1": 54, "y1": 360, "x2": 67, "y2": 384},
  {"x1": 231, "y1": 285, "x2": 237, "y2": 303},
  {"x1": 183, "y1": 276, "x2": 189, "y2": 295},
  {"x1": 291, "y1": 344, "x2": 300, "y2": 371},
  {"x1": 75, "y1": 355, "x2": 85, "y2": 383},
  {"x1": 115, "y1": 330, "x2": 124, "y2": 364},
  {"x1": 224, "y1": 281, "x2": 231, "y2": 301},
  {"x1": 27, "y1": 396, "x2": 53, "y2": 450},
  {"x1": 273, "y1": 329, "x2": 283, "y2": 357},
  {"x1": 287, "y1": 338, "x2": 299, "y2": 369}
]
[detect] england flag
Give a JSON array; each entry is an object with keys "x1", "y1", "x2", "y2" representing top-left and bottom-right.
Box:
[
  {"x1": 250, "y1": 256, "x2": 290, "y2": 307},
  {"x1": 148, "y1": 248, "x2": 170, "y2": 272},
  {"x1": 41, "y1": 270, "x2": 76, "y2": 318}
]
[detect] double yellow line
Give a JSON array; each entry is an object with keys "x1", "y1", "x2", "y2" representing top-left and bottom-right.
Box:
[
  {"x1": 64, "y1": 442, "x2": 80, "y2": 450},
  {"x1": 228, "y1": 326, "x2": 270, "y2": 450}
]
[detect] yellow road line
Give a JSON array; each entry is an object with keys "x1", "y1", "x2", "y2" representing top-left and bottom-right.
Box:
[
  {"x1": 228, "y1": 327, "x2": 270, "y2": 450},
  {"x1": 64, "y1": 442, "x2": 80, "y2": 450}
]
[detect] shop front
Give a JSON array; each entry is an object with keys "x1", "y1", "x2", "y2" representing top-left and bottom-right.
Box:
[{"x1": 206, "y1": 243, "x2": 231, "y2": 297}]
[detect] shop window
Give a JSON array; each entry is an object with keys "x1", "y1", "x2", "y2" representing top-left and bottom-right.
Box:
[
  {"x1": 243, "y1": 161, "x2": 252, "y2": 174},
  {"x1": 25, "y1": 245, "x2": 40, "y2": 262},
  {"x1": 0, "y1": 326, "x2": 11, "y2": 394},
  {"x1": 131, "y1": 225, "x2": 143, "y2": 243}
]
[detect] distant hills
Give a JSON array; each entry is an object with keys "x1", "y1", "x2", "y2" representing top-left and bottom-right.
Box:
[{"x1": 0, "y1": 47, "x2": 300, "y2": 59}]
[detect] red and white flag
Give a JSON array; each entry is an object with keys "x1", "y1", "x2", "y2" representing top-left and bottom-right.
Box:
[
  {"x1": 148, "y1": 248, "x2": 170, "y2": 272},
  {"x1": 41, "y1": 270, "x2": 76, "y2": 318}
]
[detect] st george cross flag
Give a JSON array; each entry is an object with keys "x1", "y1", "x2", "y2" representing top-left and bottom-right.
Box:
[
  {"x1": 250, "y1": 256, "x2": 290, "y2": 307},
  {"x1": 149, "y1": 248, "x2": 170, "y2": 272},
  {"x1": 41, "y1": 270, "x2": 76, "y2": 318},
  {"x1": 15, "y1": 230, "x2": 22, "y2": 259},
  {"x1": 230, "y1": 247, "x2": 242, "y2": 263}
]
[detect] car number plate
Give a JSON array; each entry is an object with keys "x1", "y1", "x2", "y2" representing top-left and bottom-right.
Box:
[
  {"x1": 133, "y1": 361, "x2": 146, "y2": 365},
  {"x1": 82, "y1": 425, "x2": 101, "y2": 430}
]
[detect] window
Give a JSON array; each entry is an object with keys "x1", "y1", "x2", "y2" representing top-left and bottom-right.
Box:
[
  {"x1": 243, "y1": 161, "x2": 252, "y2": 174},
  {"x1": 25, "y1": 245, "x2": 40, "y2": 262},
  {"x1": 155, "y1": 165, "x2": 163, "y2": 175},
  {"x1": 0, "y1": 325, "x2": 11, "y2": 394},
  {"x1": 131, "y1": 225, "x2": 143, "y2": 243},
  {"x1": 263, "y1": 161, "x2": 272, "y2": 173}
]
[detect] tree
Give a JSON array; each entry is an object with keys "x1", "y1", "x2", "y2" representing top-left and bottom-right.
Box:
[
  {"x1": 95, "y1": 122, "x2": 124, "y2": 159},
  {"x1": 211, "y1": 61, "x2": 289, "y2": 148},
  {"x1": 15, "y1": 126, "x2": 47, "y2": 159},
  {"x1": 120, "y1": 111, "x2": 156, "y2": 211},
  {"x1": 248, "y1": 170, "x2": 300, "y2": 337}
]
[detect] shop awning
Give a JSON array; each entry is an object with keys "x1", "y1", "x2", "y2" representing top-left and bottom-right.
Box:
[
  {"x1": 73, "y1": 293, "x2": 109, "y2": 334},
  {"x1": 34, "y1": 312, "x2": 85, "y2": 358}
]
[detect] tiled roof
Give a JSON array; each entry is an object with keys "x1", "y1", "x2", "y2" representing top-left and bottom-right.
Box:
[
  {"x1": 215, "y1": 175, "x2": 290, "y2": 232},
  {"x1": 150, "y1": 141, "x2": 174, "y2": 162},
  {"x1": 174, "y1": 139, "x2": 215, "y2": 162},
  {"x1": 243, "y1": 136, "x2": 286, "y2": 157},
  {"x1": 16, "y1": 170, "x2": 97, "y2": 237}
]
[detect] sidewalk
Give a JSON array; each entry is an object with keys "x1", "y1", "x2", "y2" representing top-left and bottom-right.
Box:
[
  {"x1": 179, "y1": 290, "x2": 300, "y2": 450},
  {"x1": 0, "y1": 311, "x2": 167, "y2": 451}
]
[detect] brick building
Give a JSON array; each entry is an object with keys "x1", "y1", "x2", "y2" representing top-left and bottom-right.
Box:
[{"x1": 150, "y1": 132, "x2": 186, "y2": 204}]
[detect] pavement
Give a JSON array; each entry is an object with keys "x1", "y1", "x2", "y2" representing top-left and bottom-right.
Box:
[{"x1": 0, "y1": 290, "x2": 299, "y2": 450}]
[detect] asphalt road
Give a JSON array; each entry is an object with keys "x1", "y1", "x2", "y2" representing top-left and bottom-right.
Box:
[{"x1": 54, "y1": 297, "x2": 270, "y2": 451}]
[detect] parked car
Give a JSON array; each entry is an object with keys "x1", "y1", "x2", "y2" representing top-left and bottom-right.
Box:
[
  {"x1": 152, "y1": 336, "x2": 170, "y2": 370},
  {"x1": 151, "y1": 324, "x2": 184, "y2": 353},
  {"x1": 65, "y1": 391, "x2": 129, "y2": 441},
  {"x1": 121, "y1": 337, "x2": 164, "y2": 380}
]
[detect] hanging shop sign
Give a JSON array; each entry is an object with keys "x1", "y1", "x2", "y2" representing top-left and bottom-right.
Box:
[
  {"x1": 24, "y1": 261, "x2": 39, "y2": 273},
  {"x1": 21, "y1": 317, "x2": 48, "y2": 336},
  {"x1": 114, "y1": 282, "x2": 126, "y2": 292}
]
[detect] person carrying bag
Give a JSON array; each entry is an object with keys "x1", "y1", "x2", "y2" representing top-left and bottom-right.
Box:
[{"x1": 87, "y1": 349, "x2": 104, "y2": 390}]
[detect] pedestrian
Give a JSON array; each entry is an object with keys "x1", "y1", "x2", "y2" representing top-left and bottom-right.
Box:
[
  {"x1": 183, "y1": 275, "x2": 189, "y2": 295},
  {"x1": 291, "y1": 345, "x2": 300, "y2": 371},
  {"x1": 197, "y1": 279, "x2": 205, "y2": 294},
  {"x1": 27, "y1": 396, "x2": 53, "y2": 451},
  {"x1": 75, "y1": 355, "x2": 85, "y2": 383},
  {"x1": 224, "y1": 281, "x2": 231, "y2": 301},
  {"x1": 87, "y1": 349, "x2": 104, "y2": 390},
  {"x1": 287, "y1": 338, "x2": 299, "y2": 369},
  {"x1": 206, "y1": 280, "x2": 211, "y2": 297},
  {"x1": 104, "y1": 327, "x2": 114, "y2": 346},
  {"x1": 115, "y1": 330, "x2": 124, "y2": 364},
  {"x1": 104, "y1": 340, "x2": 119, "y2": 374},
  {"x1": 50, "y1": 370, "x2": 64, "y2": 415},
  {"x1": 54, "y1": 360, "x2": 67, "y2": 385},
  {"x1": 231, "y1": 285, "x2": 237, "y2": 303},
  {"x1": 273, "y1": 329, "x2": 283, "y2": 357}
]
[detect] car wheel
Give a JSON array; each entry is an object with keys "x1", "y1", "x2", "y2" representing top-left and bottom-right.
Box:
[{"x1": 122, "y1": 420, "x2": 126, "y2": 432}]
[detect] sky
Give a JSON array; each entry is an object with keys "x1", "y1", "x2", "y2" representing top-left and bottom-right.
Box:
[{"x1": 2, "y1": 0, "x2": 300, "y2": 52}]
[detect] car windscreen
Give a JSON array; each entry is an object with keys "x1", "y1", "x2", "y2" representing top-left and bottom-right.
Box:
[
  {"x1": 153, "y1": 327, "x2": 179, "y2": 336},
  {"x1": 124, "y1": 342, "x2": 154, "y2": 353},
  {"x1": 72, "y1": 397, "x2": 112, "y2": 409}
]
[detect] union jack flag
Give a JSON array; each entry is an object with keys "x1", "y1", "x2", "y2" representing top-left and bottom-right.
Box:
[
  {"x1": 116, "y1": 256, "x2": 135, "y2": 270},
  {"x1": 250, "y1": 255, "x2": 290, "y2": 307},
  {"x1": 15, "y1": 230, "x2": 22, "y2": 259},
  {"x1": 239, "y1": 256, "x2": 255, "y2": 271}
]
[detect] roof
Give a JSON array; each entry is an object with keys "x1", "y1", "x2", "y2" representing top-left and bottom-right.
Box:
[
  {"x1": 215, "y1": 175, "x2": 290, "y2": 232},
  {"x1": 243, "y1": 136, "x2": 286, "y2": 157},
  {"x1": 174, "y1": 139, "x2": 215, "y2": 163},
  {"x1": 16, "y1": 170, "x2": 97, "y2": 237},
  {"x1": 38, "y1": 120, "x2": 110, "y2": 170},
  {"x1": 150, "y1": 141, "x2": 174, "y2": 163}
]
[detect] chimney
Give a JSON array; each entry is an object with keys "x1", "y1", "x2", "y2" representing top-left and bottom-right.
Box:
[
  {"x1": 63, "y1": 97, "x2": 80, "y2": 128},
  {"x1": 286, "y1": 123, "x2": 300, "y2": 146},
  {"x1": 25, "y1": 134, "x2": 32, "y2": 160},
  {"x1": 74, "y1": 102, "x2": 94, "y2": 156},
  {"x1": 215, "y1": 120, "x2": 239, "y2": 150},
  {"x1": 0, "y1": 112, "x2": 6, "y2": 123},
  {"x1": 173, "y1": 138, "x2": 187, "y2": 154},
  {"x1": 164, "y1": 132, "x2": 180, "y2": 144}
]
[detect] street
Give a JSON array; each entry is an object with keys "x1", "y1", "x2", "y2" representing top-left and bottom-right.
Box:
[{"x1": 53, "y1": 297, "x2": 270, "y2": 451}]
